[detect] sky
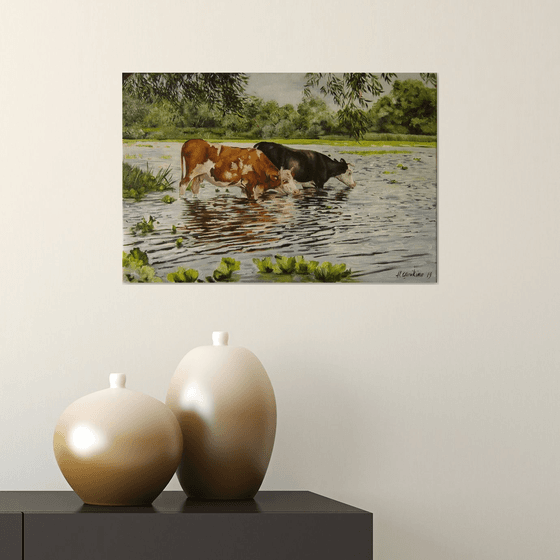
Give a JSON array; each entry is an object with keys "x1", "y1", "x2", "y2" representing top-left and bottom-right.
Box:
[{"x1": 246, "y1": 73, "x2": 425, "y2": 109}]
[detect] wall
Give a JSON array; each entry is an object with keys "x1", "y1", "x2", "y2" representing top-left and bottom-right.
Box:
[{"x1": 1, "y1": 0, "x2": 559, "y2": 558}]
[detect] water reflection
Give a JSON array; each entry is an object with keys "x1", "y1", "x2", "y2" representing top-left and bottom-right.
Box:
[{"x1": 181, "y1": 195, "x2": 298, "y2": 250}]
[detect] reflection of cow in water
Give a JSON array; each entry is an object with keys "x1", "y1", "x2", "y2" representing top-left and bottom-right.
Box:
[
  {"x1": 254, "y1": 142, "x2": 356, "y2": 189},
  {"x1": 179, "y1": 139, "x2": 297, "y2": 200}
]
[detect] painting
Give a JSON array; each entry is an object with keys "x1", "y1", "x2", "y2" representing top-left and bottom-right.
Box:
[{"x1": 122, "y1": 73, "x2": 437, "y2": 283}]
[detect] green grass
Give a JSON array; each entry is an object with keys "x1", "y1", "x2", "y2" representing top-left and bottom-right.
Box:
[
  {"x1": 123, "y1": 133, "x2": 436, "y2": 149},
  {"x1": 123, "y1": 162, "x2": 174, "y2": 201},
  {"x1": 340, "y1": 150, "x2": 413, "y2": 155}
]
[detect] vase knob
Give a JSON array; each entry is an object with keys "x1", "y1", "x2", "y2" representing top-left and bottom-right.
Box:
[
  {"x1": 212, "y1": 332, "x2": 229, "y2": 346},
  {"x1": 109, "y1": 373, "x2": 126, "y2": 388}
]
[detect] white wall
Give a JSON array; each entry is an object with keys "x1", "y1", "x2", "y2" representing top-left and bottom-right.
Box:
[{"x1": 1, "y1": 0, "x2": 559, "y2": 558}]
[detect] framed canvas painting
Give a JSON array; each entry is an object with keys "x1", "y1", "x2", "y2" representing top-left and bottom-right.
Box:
[{"x1": 122, "y1": 73, "x2": 437, "y2": 283}]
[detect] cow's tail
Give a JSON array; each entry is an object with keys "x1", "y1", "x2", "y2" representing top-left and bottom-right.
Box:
[
  {"x1": 180, "y1": 146, "x2": 185, "y2": 183},
  {"x1": 179, "y1": 142, "x2": 188, "y2": 196}
]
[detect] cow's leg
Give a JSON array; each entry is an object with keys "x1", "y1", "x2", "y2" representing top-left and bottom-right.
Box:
[
  {"x1": 179, "y1": 171, "x2": 194, "y2": 197},
  {"x1": 179, "y1": 173, "x2": 203, "y2": 197},
  {"x1": 190, "y1": 175, "x2": 203, "y2": 196},
  {"x1": 244, "y1": 183, "x2": 255, "y2": 199}
]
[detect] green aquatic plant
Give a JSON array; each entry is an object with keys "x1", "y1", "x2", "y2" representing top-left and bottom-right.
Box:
[
  {"x1": 122, "y1": 249, "x2": 163, "y2": 283},
  {"x1": 123, "y1": 162, "x2": 174, "y2": 201},
  {"x1": 252, "y1": 256, "x2": 275, "y2": 273},
  {"x1": 413, "y1": 157, "x2": 421, "y2": 162},
  {"x1": 397, "y1": 164, "x2": 408, "y2": 170},
  {"x1": 213, "y1": 257, "x2": 240, "y2": 281},
  {"x1": 161, "y1": 195, "x2": 176, "y2": 204},
  {"x1": 176, "y1": 237, "x2": 183, "y2": 248},
  {"x1": 314, "y1": 262, "x2": 352, "y2": 282},
  {"x1": 253, "y1": 254, "x2": 349, "y2": 281},
  {"x1": 294, "y1": 256, "x2": 319, "y2": 275},
  {"x1": 131, "y1": 215, "x2": 157, "y2": 234},
  {"x1": 273, "y1": 255, "x2": 296, "y2": 274},
  {"x1": 171, "y1": 225, "x2": 177, "y2": 234},
  {"x1": 126, "y1": 247, "x2": 149, "y2": 266},
  {"x1": 167, "y1": 267, "x2": 199, "y2": 283}
]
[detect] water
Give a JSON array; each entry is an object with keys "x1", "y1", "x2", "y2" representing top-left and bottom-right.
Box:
[{"x1": 123, "y1": 141, "x2": 437, "y2": 283}]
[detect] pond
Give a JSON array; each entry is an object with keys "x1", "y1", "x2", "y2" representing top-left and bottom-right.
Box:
[{"x1": 123, "y1": 141, "x2": 437, "y2": 283}]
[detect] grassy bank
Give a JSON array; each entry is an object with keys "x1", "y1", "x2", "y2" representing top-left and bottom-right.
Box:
[{"x1": 123, "y1": 133, "x2": 436, "y2": 149}]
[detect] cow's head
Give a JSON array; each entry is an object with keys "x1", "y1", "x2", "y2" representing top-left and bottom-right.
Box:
[
  {"x1": 277, "y1": 168, "x2": 298, "y2": 195},
  {"x1": 255, "y1": 167, "x2": 298, "y2": 199},
  {"x1": 335, "y1": 158, "x2": 356, "y2": 188}
]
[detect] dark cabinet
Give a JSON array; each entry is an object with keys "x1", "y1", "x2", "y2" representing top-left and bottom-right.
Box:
[{"x1": 1, "y1": 491, "x2": 372, "y2": 559}]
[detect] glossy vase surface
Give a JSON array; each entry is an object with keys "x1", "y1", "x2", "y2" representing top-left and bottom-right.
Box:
[
  {"x1": 166, "y1": 332, "x2": 277, "y2": 499},
  {"x1": 53, "y1": 373, "x2": 183, "y2": 506}
]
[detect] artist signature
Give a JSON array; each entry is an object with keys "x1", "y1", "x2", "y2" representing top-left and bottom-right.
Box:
[{"x1": 396, "y1": 270, "x2": 433, "y2": 279}]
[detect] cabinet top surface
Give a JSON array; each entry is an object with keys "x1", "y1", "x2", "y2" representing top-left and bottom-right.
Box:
[{"x1": 0, "y1": 491, "x2": 370, "y2": 515}]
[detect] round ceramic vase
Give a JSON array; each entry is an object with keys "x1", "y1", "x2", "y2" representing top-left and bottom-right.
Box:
[
  {"x1": 166, "y1": 332, "x2": 277, "y2": 500},
  {"x1": 53, "y1": 374, "x2": 183, "y2": 506}
]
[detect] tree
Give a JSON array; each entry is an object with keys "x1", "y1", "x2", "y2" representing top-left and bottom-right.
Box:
[
  {"x1": 123, "y1": 73, "x2": 248, "y2": 115},
  {"x1": 303, "y1": 73, "x2": 397, "y2": 139},
  {"x1": 370, "y1": 79, "x2": 437, "y2": 135}
]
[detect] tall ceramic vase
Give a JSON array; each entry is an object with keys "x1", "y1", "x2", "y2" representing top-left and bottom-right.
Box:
[
  {"x1": 166, "y1": 332, "x2": 277, "y2": 500},
  {"x1": 53, "y1": 373, "x2": 183, "y2": 506}
]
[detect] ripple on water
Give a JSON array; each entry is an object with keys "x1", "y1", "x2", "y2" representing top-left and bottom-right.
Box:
[{"x1": 123, "y1": 143, "x2": 437, "y2": 282}]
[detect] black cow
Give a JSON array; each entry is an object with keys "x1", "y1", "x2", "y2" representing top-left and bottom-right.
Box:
[{"x1": 254, "y1": 142, "x2": 356, "y2": 190}]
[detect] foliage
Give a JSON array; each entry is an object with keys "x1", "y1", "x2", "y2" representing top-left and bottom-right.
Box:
[
  {"x1": 167, "y1": 267, "x2": 199, "y2": 283},
  {"x1": 304, "y1": 73, "x2": 397, "y2": 140},
  {"x1": 369, "y1": 79, "x2": 437, "y2": 135},
  {"x1": 123, "y1": 162, "x2": 174, "y2": 201},
  {"x1": 294, "y1": 256, "x2": 319, "y2": 275},
  {"x1": 253, "y1": 254, "x2": 349, "y2": 282},
  {"x1": 252, "y1": 256, "x2": 275, "y2": 273},
  {"x1": 127, "y1": 247, "x2": 149, "y2": 265},
  {"x1": 123, "y1": 73, "x2": 249, "y2": 115},
  {"x1": 171, "y1": 225, "x2": 177, "y2": 234},
  {"x1": 131, "y1": 215, "x2": 157, "y2": 235},
  {"x1": 161, "y1": 195, "x2": 176, "y2": 204},
  {"x1": 175, "y1": 237, "x2": 183, "y2": 248},
  {"x1": 213, "y1": 257, "x2": 241, "y2": 281},
  {"x1": 123, "y1": 94, "x2": 150, "y2": 128},
  {"x1": 420, "y1": 73, "x2": 437, "y2": 88},
  {"x1": 123, "y1": 73, "x2": 436, "y2": 142},
  {"x1": 313, "y1": 262, "x2": 352, "y2": 282},
  {"x1": 273, "y1": 255, "x2": 296, "y2": 274},
  {"x1": 122, "y1": 249, "x2": 163, "y2": 283}
]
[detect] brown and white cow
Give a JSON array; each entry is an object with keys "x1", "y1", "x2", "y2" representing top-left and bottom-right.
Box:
[{"x1": 179, "y1": 139, "x2": 297, "y2": 200}]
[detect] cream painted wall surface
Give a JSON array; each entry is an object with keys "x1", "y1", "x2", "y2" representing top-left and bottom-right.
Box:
[{"x1": 1, "y1": 0, "x2": 559, "y2": 558}]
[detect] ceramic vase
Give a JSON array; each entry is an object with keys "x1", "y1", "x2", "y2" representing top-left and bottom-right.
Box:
[
  {"x1": 53, "y1": 373, "x2": 183, "y2": 506},
  {"x1": 166, "y1": 332, "x2": 277, "y2": 499}
]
